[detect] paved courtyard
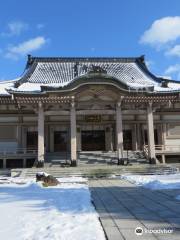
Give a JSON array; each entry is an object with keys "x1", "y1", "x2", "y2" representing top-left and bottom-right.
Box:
[{"x1": 89, "y1": 179, "x2": 180, "y2": 240}]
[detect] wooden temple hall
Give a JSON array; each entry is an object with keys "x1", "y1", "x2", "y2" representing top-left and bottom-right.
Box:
[{"x1": 0, "y1": 55, "x2": 180, "y2": 168}]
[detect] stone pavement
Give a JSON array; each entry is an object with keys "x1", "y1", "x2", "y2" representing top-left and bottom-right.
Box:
[{"x1": 89, "y1": 179, "x2": 180, "y2": 240}]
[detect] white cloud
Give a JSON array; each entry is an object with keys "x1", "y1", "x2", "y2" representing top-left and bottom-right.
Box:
[
  {"x1": 37, "y1": 24, "x2": 45, "y2": 29},
  {"x1": 5, "y1": 36, "x2": 47, "y2": 60},
  {"x1": 90, "y1": 47, "x2": 95, "y2": 52},
  {"x1": 140, "y1": 16, "x2": 180, "y2": 46},
  {"x1": 165, "y1": 45, "x2": 180, "y2": 57},
  {"x1": 165, "y1": 64, "x2": 180, "y2": 74},
  {"x1": 2, "y1": 21, "x2": 28, "y2": 36},
  {"x1": 164, "y1": 64, "x2": 180, "y2": 80},
  {"x1": 145, "y1": 60, "x2": 154, "y2": 69}
]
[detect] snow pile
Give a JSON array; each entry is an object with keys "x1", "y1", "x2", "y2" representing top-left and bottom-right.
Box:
[
  {"x1": 122, "y1": 173, "x2": 180, "y2": 190},
  {"x1": 0, "y1": 79, "x2": 16, "y2": 95},
  {"x1": 0, "y1": 177, "x2": 105, "y2": 240}
]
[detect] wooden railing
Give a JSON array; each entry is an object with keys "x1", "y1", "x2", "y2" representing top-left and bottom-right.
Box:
[
  {"x1": 0, "y1": 148, "x2": 37, "y2": 156},
  {"x1": 143, "y1": 145, "x2": 149, "y2": 159},
  {"x1": 155, "y1": 145, "x2": 180, "y2": 152},
  {"x1": 143, "y1": 144, "x2": 180, "y2": 156}
]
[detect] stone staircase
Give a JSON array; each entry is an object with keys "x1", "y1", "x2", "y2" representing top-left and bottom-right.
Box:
[
  {"x1": 10, "y1": 150, "x2": 178, "y2": 178},
  {"x1": 17, "y1": 165, "x2": 179, "y2": 178},
  {"x1": 78, "y1": 151, "x2": 148, "y2": 165},
  {"x1": 45, "y1": 152, "x2": 71, "y2": 166},
  {"x1": 14, "y1": 163, "x2": 179, "y2": 179},
  {"x1": 43, "y1": 151, "x2": 148, "y2": 167}
]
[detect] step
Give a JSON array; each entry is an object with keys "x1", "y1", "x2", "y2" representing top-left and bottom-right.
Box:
[{"x1": 16, "y1": 165, "x2": 179, "y2": 178}]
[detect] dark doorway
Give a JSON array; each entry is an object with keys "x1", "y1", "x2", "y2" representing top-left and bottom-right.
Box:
[
  {"x1": 6, "y1": 159, "x2": 23, "y2": 168},
  {"x1": 81, "y1": 130, "x2": 105, "y2": 151},
  {"x1": 27, "y1": 131, "x2": 38, "y2": 149},
  {"x1": 123, "y1": 130, "x2": 132, "y2": 150},
  {"x1": 54, "y1": 131, "x2": 68, "y2": 152}
]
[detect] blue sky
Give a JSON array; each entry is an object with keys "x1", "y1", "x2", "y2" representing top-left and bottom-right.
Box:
[{"x1": 1, "y1": 0, "x2": 180, "y2": 80}]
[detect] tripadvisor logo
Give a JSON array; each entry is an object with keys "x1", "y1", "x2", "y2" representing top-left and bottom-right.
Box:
[{"x1": 135, "y1": 227, "x2": 143, "y2": 236}]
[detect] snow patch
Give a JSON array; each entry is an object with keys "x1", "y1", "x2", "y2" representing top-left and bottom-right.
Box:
[
  {"x1": 0, "y1": 177, "x2": 105, "y2": 240},
  {"x1": 122, "y1": 173, "x2": 180, "y2": 190}
]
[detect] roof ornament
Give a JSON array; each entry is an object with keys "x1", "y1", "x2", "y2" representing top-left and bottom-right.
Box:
[
  {"x1": 161, "y1": 80, "x2": 169, "y2": 88},
  {"x1": 27, "y1": 54, "x2": 33, "y2": 66},
  {"x1": 73, "y1": 62, "x2": 79, "y2": 77},
  {"x1": 88, "y1": 65, "x2": 107, "y2": 74},
  {"x1": 139, "y1": 55, "x2": 145, "y2": 64}
]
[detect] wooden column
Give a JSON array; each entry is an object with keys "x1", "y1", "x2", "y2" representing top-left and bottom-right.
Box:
[
  {"x1": 37, "y1": 102, "x2": 45, "y2": 166},
  {"x1": 162, "y1": 123, "x2": 166, "y2": 164},
  {"x1": 132, "y1": 124, "x2": 138, "y2": 151},
  {"x1": 70, "y1": 101, "x2": 77, "y2": 166},
  {"x1": 162, "y1": 123, "x2": 167, "y2": 146},
  {"x1": 116, "y1": 102, "x2": 123, "y2": 161},
  {"x1": 105, "y1": 125, "x2": 113, "y2": 151},
  {"x1": 17, "y1": 116, "x2": 23, "y2": 148},
  {"x1": 136, "y1": 123, "x2": 141, "y2": 150},
  {"x1": 77, "y1": 126, "x2": 81, "y2": 151},
  {"x1": 3, "y1": 159, "x2": 6, "y2": 169},
  {"x1": 110, "y1": 127, "x2": 113, "y2": 151},
  {"x1": 147, "y1": 103, "x2": 156, "y2": 163}
]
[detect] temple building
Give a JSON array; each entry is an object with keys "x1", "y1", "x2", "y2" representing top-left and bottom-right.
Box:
[{"x1": 0, "y1": 55, "x2": 180, "y2": 168}]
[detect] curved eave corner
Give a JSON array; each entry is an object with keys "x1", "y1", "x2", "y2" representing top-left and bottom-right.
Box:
[{"x1": 136, "y1": 56, "x2": 161, "y2": 84}]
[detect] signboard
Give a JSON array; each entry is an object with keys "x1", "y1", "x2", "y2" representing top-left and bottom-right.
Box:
[{"x1": 84, "y1": 115, "x2": 101, "y2": 122}]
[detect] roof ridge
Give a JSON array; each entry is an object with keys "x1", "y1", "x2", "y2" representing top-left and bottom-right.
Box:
[{"x1": 27, "y1": 55, "x2": 144, "y2": 65}]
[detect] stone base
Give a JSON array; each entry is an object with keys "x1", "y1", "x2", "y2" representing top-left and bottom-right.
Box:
[
  {"x1": 36, "y1": 161, "x2": 44, "y2": 168},
  {"x1": 149, "y1": 157, "x2": 156, "y2": 164},
  {"x1": 71, "y1": 160, "x2": 77, "y2": 167},
  {"x1": 117, "y1": 158, "x2": 129, "y2": 165}
]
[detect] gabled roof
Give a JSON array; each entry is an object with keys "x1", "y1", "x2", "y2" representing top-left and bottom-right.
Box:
[{"x1": 1, "y1": 55, "x2": 180, "y2": 95}]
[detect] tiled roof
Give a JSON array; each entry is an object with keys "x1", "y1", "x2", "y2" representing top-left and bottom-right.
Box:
[
  {"x1": 1, "y1": 56, "x2": 180, "y2": 95},
  {"x1": 20, "y1": 56, "x2": 158, "y2": 88}
]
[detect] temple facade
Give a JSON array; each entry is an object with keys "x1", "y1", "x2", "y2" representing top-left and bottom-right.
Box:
[{"x1": 0, "y1": 55, "x2": 180, "y2": 168}]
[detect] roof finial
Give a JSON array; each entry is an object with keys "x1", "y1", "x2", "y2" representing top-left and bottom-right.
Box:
[
  {"x1": 28, "y1": 54, "x2": 32, "y2": 61},
  {"x1": 139, "y1": 55, "x2": 145, "y2": 63},
  {"x1": 27, "y1": 54, "x2": 33, "y2": 66}
]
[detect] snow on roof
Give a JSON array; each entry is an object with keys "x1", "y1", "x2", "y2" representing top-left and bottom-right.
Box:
[
  {"x1": 10, "y1": 82, "x2": 68, "y2": 93},
  {"x1": 24, "y1": 61, "x2": 156, "y2": 87},
  {"x1": 1, "y1": 57, "x2": 180, "y2": 95},
  {"x1": 154, "y1": 82, "x2": 180, "y2": 92},
  {"x1": 0, "y1": 79, "x2": 16, "y2": 95}
]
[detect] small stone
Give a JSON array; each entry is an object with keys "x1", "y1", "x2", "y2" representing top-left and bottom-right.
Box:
[{"x1": 36, "y1": 172, "x2": 59, "y2": 186}]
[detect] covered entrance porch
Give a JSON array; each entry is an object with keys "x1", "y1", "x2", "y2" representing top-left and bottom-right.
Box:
[{"x1": 81, "y1": 130, "x2": 105, "y2": 151}]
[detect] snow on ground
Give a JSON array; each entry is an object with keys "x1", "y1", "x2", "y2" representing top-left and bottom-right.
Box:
[
  {"x1": 121, "y1": 173, "x2": 180, "y2": 190},
  {"x1": 0, "y1": 177, "x2": 105, "y2": 240},
  {"x1": 122, "y1": 173, "x2": 180, "y2": 201}
]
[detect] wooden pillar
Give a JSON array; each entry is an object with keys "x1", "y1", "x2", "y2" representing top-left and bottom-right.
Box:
[
  {"x1": 147, "y1": 103, "x2": 156, "y2": 163},
  {"x1": 3, "y1": 159, "x2": 6, "y2": 169},
  {"x1": 105, "y1": 125, "x2": 113, "y2": 151},
  {"x1": 70, "y1": 101, "x2": 77, "y2": 166},
  {"x1": 23, "y1": 158, "x2": 26, "y2": 168},
  {"x1": 17, "y1": 116, "x2": 23, "y2": 148},
  {"x1": 110, "y1": 127, "x2": 113, "y2": 151},
  {"x1": 136, "y1": 123, "x2": 141, "y2": 150},
  {"x1": 22, "y1": 127, "x2": 27, "y2": 148},
  {"x1": 162, "y1": 123, "x2": 166, "y2": 146},
  {"x1": 77, "y1": 126, "x2": 81, "y2": 151},
  {"x1": 132, "y1": 124, "x2": 137, "y2": 151},
  {"x1": 116, "y1": 102, "x2": 123, "y2": 161},
  {"x1": 37, "y1": 102, "x2": 45, "y2": 166},
  {"x1": 162, "y1": 154, "x2": 166, "y2": 164}
]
